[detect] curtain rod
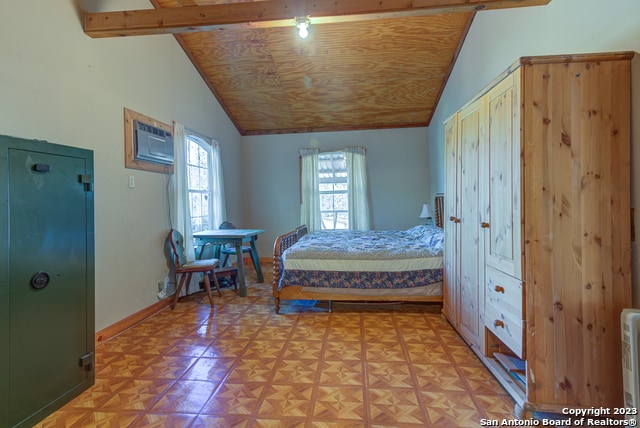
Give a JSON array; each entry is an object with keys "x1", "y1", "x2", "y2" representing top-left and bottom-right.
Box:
[{"x1": 299, "y1": 147, "x2": 366, "y2": 157}]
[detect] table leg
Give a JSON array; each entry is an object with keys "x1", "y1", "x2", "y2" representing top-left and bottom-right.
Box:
[
  {"x1": 235, "y1": 243, "x2": 247, "y2": 297},
  {"x1": 249, "y1": 238, "x2": 264, "y2": 283}
]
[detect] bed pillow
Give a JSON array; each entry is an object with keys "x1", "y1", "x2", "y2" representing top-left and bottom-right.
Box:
[{"x1": 406, "y1": 224, "x2": 444, "y2": 252}]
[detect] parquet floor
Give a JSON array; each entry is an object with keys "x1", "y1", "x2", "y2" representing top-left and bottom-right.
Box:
[{"x1": 35, "y1": 265, "x2": 515, "y2": 427}]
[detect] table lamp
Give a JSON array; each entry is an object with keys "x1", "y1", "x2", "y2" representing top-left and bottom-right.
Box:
[{"x1": 419, "y1": 203, "x2": 433, "y2": 225}]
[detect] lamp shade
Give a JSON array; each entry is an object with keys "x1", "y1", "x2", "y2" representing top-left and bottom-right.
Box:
[{"x1": 419, "y1": 203, "x2": 431, "y2": 219}]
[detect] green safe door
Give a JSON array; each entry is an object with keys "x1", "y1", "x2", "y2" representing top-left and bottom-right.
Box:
[{"x1": 0, "y1": 136, "x2": 95, "y2": 428}]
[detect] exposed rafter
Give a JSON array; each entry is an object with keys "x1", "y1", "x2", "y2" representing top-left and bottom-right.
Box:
[{"x1": 84, "y1": 0, "x2": 550, "y2": 38}]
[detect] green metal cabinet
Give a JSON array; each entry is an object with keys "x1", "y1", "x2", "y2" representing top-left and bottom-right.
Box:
[{"x1": 0, "y1": 135, "x2": 95, "y2": 428}]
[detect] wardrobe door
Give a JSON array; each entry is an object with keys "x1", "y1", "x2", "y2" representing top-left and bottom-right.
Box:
[
  {"x1": 484, "y1": 72, "x2": 522, "y2": 280},
  {"x1": 456, "y1": 99, "x2": 483, "y2": 349},
  {"x1": 443, "y1": 115, "x2": 459, "y2": 325}
]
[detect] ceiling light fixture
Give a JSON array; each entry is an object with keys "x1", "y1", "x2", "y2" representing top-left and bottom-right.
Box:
[{"x1": 295, "y1": 16, "x2": 310, "y2": 39}]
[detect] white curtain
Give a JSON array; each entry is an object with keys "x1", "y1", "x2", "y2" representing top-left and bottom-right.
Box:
[
  {"x1": 300, "y1": 148, "x2": 322, "y2": 232},
  {"x1": 345, "y1": 146, "x2": 370, "y2": 230},
  {"x1": 209, "y1": 140, "x2": 226, "y2": 229},
  {"x1": 173, "y1": 122, "x2": 199, "y2": 293}
]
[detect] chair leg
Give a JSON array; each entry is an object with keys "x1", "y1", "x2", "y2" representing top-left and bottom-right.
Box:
[
  {"x1": 202, "y1": 275, "x2": 213, "y2": 307},
  {"x1": 171, "y1": 272, "x2": 189, "y2": 309},
  {"x1": 210, "y1": 269, "x2": 222, "y2": 297},
  {"x1": 221, "y1": 253, "x2": 229, "y2": 267}
]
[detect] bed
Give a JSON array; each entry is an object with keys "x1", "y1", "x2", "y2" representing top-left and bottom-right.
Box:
[{"x1": 272, "y1": 194, "x2": 444, "y2": 313}]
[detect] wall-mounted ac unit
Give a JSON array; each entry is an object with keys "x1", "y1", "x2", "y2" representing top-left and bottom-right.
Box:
[
  {"x1": 622, "y1": 308, "x2": 640, "y2": 424},
  {"x1": 133, "y1": 120, "x2": 174, "y2": 165}
]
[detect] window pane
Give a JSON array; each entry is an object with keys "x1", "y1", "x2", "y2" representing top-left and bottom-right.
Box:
[
  {"x1": 197, "y1": 146, "x2": 208, "y2": 168},
  {"x1": 320, "y1": 194, "x2": 334, "y2": 211},
  {"x1": 336, "y1": 212, "x2": 348, "y2": 229},
  {"x1": 198, "y1": 168, "x2": 209, "y2": 191},
  {"x1": 334, "y1": 193, "x2": 348, "y2": 210},
  {"x1": 334, "y1": 182, "x2": 347, "y2": 191},
  {"x1": 187, "y1": 135, "x2": 213, "y2": 233},
  {"x1": 321, "y1": 212, "x2": 335, "y2": 229},
  {"x1": 317, "y1": 151, "x2": 350, "y2": 230}
]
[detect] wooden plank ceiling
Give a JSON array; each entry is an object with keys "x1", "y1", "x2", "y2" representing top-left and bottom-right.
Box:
[{"x1": 84, "y1": 0, "x2": 551, "y2": 135}]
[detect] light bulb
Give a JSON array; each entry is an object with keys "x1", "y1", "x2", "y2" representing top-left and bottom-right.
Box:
[
  {"x1": 295, "y1": 17, "x2": 310, "y2": 39},
  {"x1": 298, "y1": 23, "x2": 309, "y2": 39}
]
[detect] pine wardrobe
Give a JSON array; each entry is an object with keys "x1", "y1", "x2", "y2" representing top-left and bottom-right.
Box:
[{"x1": 443, "y1": 52, "x2": 633, "y2": 417}]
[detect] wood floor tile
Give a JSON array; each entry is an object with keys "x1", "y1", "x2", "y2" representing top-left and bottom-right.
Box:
[
  {"x1": 368, "y1": 388, "x2": 426, "y2": 425},
  {"x1": 412, "y1": 363, "x2": 467, "y2": 392},
  {"x1": 98, "y1": 378, "x2": 174, "y2": 411},
  {"x1": 190, "y1": 414, "x2": 250, "y2": 428},
  {"x1": 272, "y1": 359, "x2": 319, "y2": 384},
  {"x1": 422, "y1": 390, "x2": 483, "y2": 427},
  {"x1": 129, "y1": 412, "x2": 196, "y2": 427},
  {"x1": 257, "y1": 384, "x2": 314, "y2": 417},
  {"x1": 318, "y1": 360, "x2": 364, "y2": 385},
  {"x1": 226, "y1": 358, "x2": 277, "y2": 382},
  {"x1": 323, "y1": 341, "x2": 363, "y2": 361},
  {"x1": 365, "y1": 342, "x2": 407, "y2": 362},
  {"x1": 202, "y1": 382, "x2": 265, "y2": 415},
  {"x1": 151, "y1": 380, "x2": 216, "y2": 413},
  {"x1": 313, "y1": 385, "x2": 366, "y2": 421},
  {"x1": 367, "y1": 361, "x2": 414, "y2": 389},
  {"x1": 181, "y1": 356, "x2": 235, "y2": 382},
  {"x1": 203, "y1": 339, "x2": 250, "y2": 358},
  {"x1": 282, "y1": 340, "x2": 324, "y2": 360},
  {"x1": 35, "y1": 264, "x2": 518, "y2": 427},
  {"x1": 290, "y1": 325, "x2": 328, "y2": 341}
]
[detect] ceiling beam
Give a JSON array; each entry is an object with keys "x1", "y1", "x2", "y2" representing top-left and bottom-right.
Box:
[{"x1": 84, "y1": 0, "x2": 550, "y2": 38}]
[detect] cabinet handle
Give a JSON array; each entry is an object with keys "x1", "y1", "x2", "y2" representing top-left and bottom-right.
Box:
[
  {"x1": 494, "y1": 320, "x2": 505, "y2": 328},
  {"x1": 454, "y1": 217, "x2": 461, "y2": 223},
  {"x1": 449, "y1": 216, "x2": 456, "y2": 222},
  {"x1": 495, "y1": 285, "x2": 505, "y2": 293},
  {"x1": 481, "y1": 222, "x2": 490, "y2": 228}
]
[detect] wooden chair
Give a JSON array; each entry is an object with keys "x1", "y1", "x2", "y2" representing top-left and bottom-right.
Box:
[
  {"x1": 167, "y1": 229, "x2": 222, "y2": 309},
  {"x1": 218, "y1": 221, "x2": 258, "y2": 273},
  {"x1": 197, "y1": 242, "x2": 239, "y2": 291}
]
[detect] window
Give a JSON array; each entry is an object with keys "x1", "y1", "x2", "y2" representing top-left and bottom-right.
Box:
[
  {"x1": 186, "y1": 134, "x2": 211, "y2": 233},
  {"x1": 300, "y1": 147, "x2": 369, "y2": 232},
  {"x1": 318, "y1": 152, "x2": 348, "y2": 229}
]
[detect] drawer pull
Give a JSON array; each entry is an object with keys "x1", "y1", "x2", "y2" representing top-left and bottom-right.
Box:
[
  {"x1": 494, "y1": 285, "x2": 505, "y2": 293},
  {"x1": 481, "y1": 221, "x2": 490, "y2": 228},
  {"x1": 494, "y1": 320, "x2": 505, "y2": 328}
]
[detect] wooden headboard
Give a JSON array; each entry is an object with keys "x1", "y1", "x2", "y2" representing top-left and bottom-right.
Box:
[{"x1": 435, "y1": 193, "x2": 444, "y2": 228}]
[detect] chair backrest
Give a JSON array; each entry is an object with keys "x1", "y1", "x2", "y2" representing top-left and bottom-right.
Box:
[{"x1": 168, "y1": 229, "x2": 187, "y2": 268}]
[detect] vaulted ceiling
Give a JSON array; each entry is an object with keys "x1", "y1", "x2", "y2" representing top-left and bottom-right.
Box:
[{"x1": 84, "y1": 0, "x2": 551, "y2": 135}]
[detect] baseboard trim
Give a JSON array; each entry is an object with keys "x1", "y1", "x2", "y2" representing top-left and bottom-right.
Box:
[
  {"x1": 95, "y1": 260, "x2": 270, "y2": 345},
  {"x1": 95, "y1": 296, "x2": 172, "y2": 346}
]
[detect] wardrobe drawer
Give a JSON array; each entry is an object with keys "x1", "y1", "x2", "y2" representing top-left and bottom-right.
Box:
[
  {"x1": 485, "y1": 301, "x2": 524, "y2": 358},
  {"x1": 485, "y1": 266, "x2": 523, "y2": 319}
]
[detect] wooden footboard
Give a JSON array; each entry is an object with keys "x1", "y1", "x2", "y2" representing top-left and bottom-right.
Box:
[{"x1": 272, "y1": 225, "x2": 308, "y2": 313}]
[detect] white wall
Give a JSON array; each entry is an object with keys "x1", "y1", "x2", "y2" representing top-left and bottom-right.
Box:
[
  {"x1": 240, "y1": 127, "x2": 432, "y2": 258},
  {"x1": 0, "y1": 0, "x2": 241, "y2": 330},
  {"x1": 426, "y1": 0, "x2": 640, "y2": 307}
]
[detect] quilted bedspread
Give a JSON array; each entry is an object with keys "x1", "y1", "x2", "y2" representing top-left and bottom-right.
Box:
[{"x1": 278, "y1": 225, "x2": 444, "y2": 290}]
